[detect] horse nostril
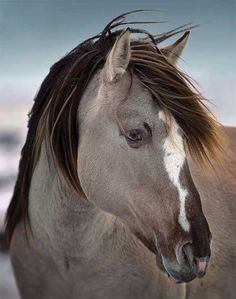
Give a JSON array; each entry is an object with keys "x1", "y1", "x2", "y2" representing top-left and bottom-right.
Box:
[
  {"x1": 163, "y1": 243, "x2": 210, "y2": 283},
  {"x1": 181, "y1": 242, "x2": 194, "y2": 267},
  {"x1": 180, "y1": 244, "x2": 210, "y2": 277},
  {"x1": 182, "y1": 243, "x2": 193, "y2": 263}
]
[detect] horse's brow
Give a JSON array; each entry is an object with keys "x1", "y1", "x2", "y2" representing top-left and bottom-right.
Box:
[{"x1": 116, "y1": 107, "x2": 147, "y2": 125}]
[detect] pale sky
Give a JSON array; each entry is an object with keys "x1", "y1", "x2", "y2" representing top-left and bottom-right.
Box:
[{"x1": 0, "y1": 0, "x2": 235, "y2": 124}]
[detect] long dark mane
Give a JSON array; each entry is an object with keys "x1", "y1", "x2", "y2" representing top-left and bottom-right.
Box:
[{"x1": 5, "y1": 11, "x2": 223, "y2": 245}]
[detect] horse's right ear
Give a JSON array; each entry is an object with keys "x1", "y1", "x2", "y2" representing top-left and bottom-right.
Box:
[
  {"x1": 104, "y1": 28, "x2": 131, "y2": 82},
  {"x1": 161, "y1": 31, "x2": 190, "y2": 65}
]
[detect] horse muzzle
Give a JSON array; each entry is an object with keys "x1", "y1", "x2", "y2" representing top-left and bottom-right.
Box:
[{"x1": 160, "y1": 243, "x2": 210, "y2": 283}]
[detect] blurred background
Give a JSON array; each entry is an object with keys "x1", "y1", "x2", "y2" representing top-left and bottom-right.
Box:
[{"x1": 0, "y1": 0, "x2": 235, "y2": 298}]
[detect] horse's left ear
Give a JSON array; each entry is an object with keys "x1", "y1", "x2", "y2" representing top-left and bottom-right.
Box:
[
  {"x1": 104, "y1": 28, "x2": 131, "y2": 82},
  {"x1": 161, "y1": 31, "x2": 190, "y2": 65}
]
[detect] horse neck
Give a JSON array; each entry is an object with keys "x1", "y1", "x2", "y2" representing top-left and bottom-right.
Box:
[{"x1": 28, "y1": 141, "x2": 117, "y2": 256}]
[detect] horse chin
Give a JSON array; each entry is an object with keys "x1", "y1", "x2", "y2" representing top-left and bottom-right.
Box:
[{"x1": 155, "y1": 255, "x2": 185, "y2": 283}]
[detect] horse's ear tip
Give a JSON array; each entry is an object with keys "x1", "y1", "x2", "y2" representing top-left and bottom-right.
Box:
[
  {"x1": 179, "y1": 31, "x2": 190, "y2": 42},
  {"x1": 121, "y1": 27, "x2": 131, "y2": 37}
]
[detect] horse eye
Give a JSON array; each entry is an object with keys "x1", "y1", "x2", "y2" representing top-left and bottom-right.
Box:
[{"x1": 125, "y1": 129, "x2": 144, "y2": 142}]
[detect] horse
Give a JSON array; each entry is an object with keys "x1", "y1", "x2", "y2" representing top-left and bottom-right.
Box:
[{"x1": 4, "y1": 12, "x2": 236, "y2": 299}]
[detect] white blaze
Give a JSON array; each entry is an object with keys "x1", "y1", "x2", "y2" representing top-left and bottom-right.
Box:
[{"x1": 159, "y1": 111, "x2": 190, "y2": 232}]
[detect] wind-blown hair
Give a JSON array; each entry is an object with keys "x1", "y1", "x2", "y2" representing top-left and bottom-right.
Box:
[{"x1": 5, "y1": 11, "x2": 223, "y2": 245}]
